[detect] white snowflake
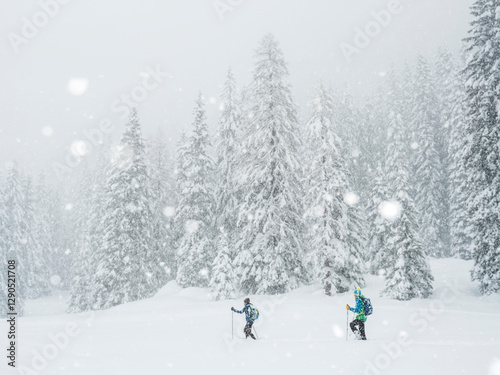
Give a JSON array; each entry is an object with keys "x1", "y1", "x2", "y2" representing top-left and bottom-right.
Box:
[
  {"x1": 344, "y1": 192, "x2": 360, "y2": 206},
  {"x1": 50, "y1": 275, "x2": 61, "y2": 285},
  {"x1": 185, "y1": 220, "x2": 200, "y2": 233},
  {"x1": 70, "y1": 140, "x2": 89, "y2": 157},
  {"x1": 67, "y1": 78, "x2": 89, "y2": 96},
  {"x1": 42, "y1": 126, "x2": 53, "y2": 136},
  {"x1": 378, "y1": 200, "x2": 403, "y2": 221},
  {"x1": 163, "y1": 206, "x2": 176, "y2": 218}
]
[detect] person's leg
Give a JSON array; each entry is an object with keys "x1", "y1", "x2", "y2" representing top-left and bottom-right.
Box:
[
  {"x1": 247, "y1": 321, "x2": 256, "y2": 339},
  {"x1": 244, "y1": 321, "x2": 251, "y2": 338},
  {"x1": 358, "y1": 321, "x2": 366, "y2": 340},
  {"x1": 350, "y1": 320, "x2": 362, "y2": 339}
]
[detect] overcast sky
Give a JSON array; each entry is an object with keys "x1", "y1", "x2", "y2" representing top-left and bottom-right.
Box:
[{"x1": 0, "y1": 0, "x2": 473, "y2": 183}]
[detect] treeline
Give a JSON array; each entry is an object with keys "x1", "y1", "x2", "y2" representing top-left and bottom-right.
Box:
[
  {"x1": 0, "y1": 165, "x2": 67, "y2": 317},
  {"x1": 3, "y1": 0, "x2": 500, "y2": 317}
]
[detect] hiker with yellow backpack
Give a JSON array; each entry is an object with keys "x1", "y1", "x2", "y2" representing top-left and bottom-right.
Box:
[{"x1": 231, "y1": 297, "x2": 259, "y2": 340}]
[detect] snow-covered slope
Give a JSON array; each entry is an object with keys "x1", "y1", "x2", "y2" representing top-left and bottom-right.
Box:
[{"x1": 3, "y1": 259, "x2": 500, "y2": 375}]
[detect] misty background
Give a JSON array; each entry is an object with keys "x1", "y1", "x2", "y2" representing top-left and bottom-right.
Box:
[{"x1": 0, "y1": 0, "x2": 472, "y2": 183}]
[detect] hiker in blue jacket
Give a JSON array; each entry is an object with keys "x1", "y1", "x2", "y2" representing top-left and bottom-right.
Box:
[
  {"x1": 231, "y1": 298, "x2": 256, "y2": 340},
  {"x1": 346, "y1": 288, "x2": 367, "y2": 340}
]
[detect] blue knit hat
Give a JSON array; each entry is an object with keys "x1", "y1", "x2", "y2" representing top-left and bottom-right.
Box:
[{"x1": 354, "y1": 288, "x2": 361, "y2": 297}]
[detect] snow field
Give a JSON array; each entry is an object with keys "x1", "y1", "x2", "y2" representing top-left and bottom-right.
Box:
[{"x1": 2, "y1": 258, "x2": 500, "y2": 375}]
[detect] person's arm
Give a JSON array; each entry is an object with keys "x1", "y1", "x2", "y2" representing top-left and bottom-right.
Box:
[
  {"x1": 349, "y1": 299, "x2": 362, "y2": 313},
  {"x1": 231, "y1": 306, "x2": 244, "y2": 314}
]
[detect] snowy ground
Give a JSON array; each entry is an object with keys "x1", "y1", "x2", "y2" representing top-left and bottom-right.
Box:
[{"x1": 2, "y1": 259, "x2": 500, "y2": 375}]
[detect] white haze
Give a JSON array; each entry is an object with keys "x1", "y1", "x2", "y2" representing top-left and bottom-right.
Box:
[{"x1": 0, "y1": 0, "x2": 473, "y2": 182}]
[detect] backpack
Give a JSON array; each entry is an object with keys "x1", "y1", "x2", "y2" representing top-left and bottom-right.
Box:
[
  {"x1": 361, "y1": 296, "x2": 373, "y2": 316},
  {"x1": 249, "y1": 305, "x2": 259, "y2": 320}
]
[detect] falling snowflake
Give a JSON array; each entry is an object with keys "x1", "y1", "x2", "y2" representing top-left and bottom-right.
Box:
[
  {"x1": 163, "y1": 206, "x2": 176, "y2": 218},
  {"x1": 185, "y1": 220, "x2": 200, "y2": 233},
  {"x1": 331, "y1": 324, "x2": 343, "y2": 338},
  {"x1": 67, "y1": 78, "x2": 89, "y2": 96},
  {"x1": 50, "y1": 275, "x2": 61, "y2": 285},
  {"x1": 378, "y1": 200, "x2": 402, "y2": 221},
  {"x1": 324, "y1": 193, "x2": 333, "y2": 202},
  {"x1": 42, "y1": 126, "x2": 53, "y2": 136},
  {"x1": 410, "y1": 142, "x2": 419, "y2": 150},
  {"x1": 65, "y1": 203, "x2": 73, "y2": 210},
  {"x1": 70, "y1": 140, "x2": 89, "y2": 157},
  {"x1": 312, "y1": 205, "x2": 323, "y2": 217},
  {"x1": 199, "y1": 268, "x2": 209, "y2": 278},
  {"x1": 344, "y1": 192, "x2": 360, "y2": 206}
]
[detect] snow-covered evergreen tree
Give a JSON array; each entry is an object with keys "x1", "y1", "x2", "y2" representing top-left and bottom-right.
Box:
[
  {"x1": 367, "y1": 165, "x2": 391, "y2": 275},
  {"x1": 433, "y1": 47, "x2": 457, "y2": 256},
  {"x1": 448, "y1": 54, "x2": 473, "y2": 260},
  {"x1": 233, "y1": 34, "x2": 307, "y2": 295},
  {"x1": 67, "y1": 163, "x2": 94, "y2": 312},
  {"x1": 345, "y1": 202, "x2": 367, "y2": 287},
  {"x1": 382, "y1": 110, "x2": 434, "y2": 300},
  {"x1": 3, "y1": 163, "x2": 27, "y2": 316},
  {"x1": 463, "y1": 0, "x2": 500, "y2": 294},
  {"x1": 33, "y1": 174, "x2": 57, "y2": 296},
  {"x1": 210, "y1": 231, "x2": 236, "y2": 300},
  {"x1": 23, "y1": 175, "x2": 49, "y2": 298},
  {"x1": 148, "y1": 129, "x2": 176, "y2": 282},
  {"x1": 172, "y1": 130, "x2": 188, "y2": 254},
  {"x1": 304, "y1": 84, "x2": 363, "y2": 295},
  {"x1": 175, "y1": 95, "x2": 215, "y2": 288},
  {"x1": 210, "y1": 68, "x2": 242, "y2": 297},
  {"x1": 411, "y1": 55, "x2": 448, "y2": 257},
  {"x1": 214, "y1": 68, "x2": 241, "y2": 241},
  {"x1": 90, "y1": 109, "x2": 161, "y2": 309}
]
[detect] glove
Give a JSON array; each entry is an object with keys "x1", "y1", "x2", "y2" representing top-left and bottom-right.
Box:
[
  {"x1": 231, "y1": 307, "x2": 235, "y2": 311},
  {"x1": 346, "y1": 304, "x2": 350, "y2": 310}
]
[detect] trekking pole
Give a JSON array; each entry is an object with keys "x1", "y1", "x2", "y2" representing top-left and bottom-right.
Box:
[
  {"x1": 253, "y1": 325, "x2": 259, "y2": 339},
  {"x1": 346, "y1": 309, "x2": 348, "y2": 341},
  {"x1": 232, "y1": 311, "x2": 234, "y2": 340}
]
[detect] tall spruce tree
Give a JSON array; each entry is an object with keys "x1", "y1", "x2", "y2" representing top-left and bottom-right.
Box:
[
  {"x1": 90, "y1": 109, "x2": 160, "y2": 309},
  {"x1": 382, "y1": 109, "x2": 434, "y2": 300},
  {"x1": 148, "y1": 129, "x2": 176, "y2": 282},
  {"x1": 210, "y1": 231, "x2": 236, "y2": 300},
  {"x1": 175, "y1": 95, "x2": 216, "y2": 288},
  {"x1": 411, "y1": 55, "x2": 447, "y2": 258},
  {"x1": 304, "y1": 84, "x2": 364, "y2": 295},
  {"x1": 3, "y1": 163, "x2": 27, "y2": 316},
  {"x1": 23, "y1": 175, "x2": 49, "y2": 298},
  {"x1": 67, "y1": 163, "x2": 94, "y2": 312},
  {"x1": 233, "y1": 34, "x2": 307, "y2": 295},
  {"x1": 367, "y1": 165, "x2": 391, "y2": 275},
  {"x1": 210, "y1": 68, "x2": 241, "y2": 298},
  {"x1": 448, "y1": 55, "x2": 473, "y2": 260},
  {"x1": 304, "y1": 84, "x2": 349, "y2": 295},
  {"x1": 34, "y1": 174, "x2": 56, "y2": 296},
  {"x1": 433, "y1": 47, "x2": 457, "y2": 256},
  {"x1": 463, "y1": 0, "x2": 500, "y2": 294}
]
